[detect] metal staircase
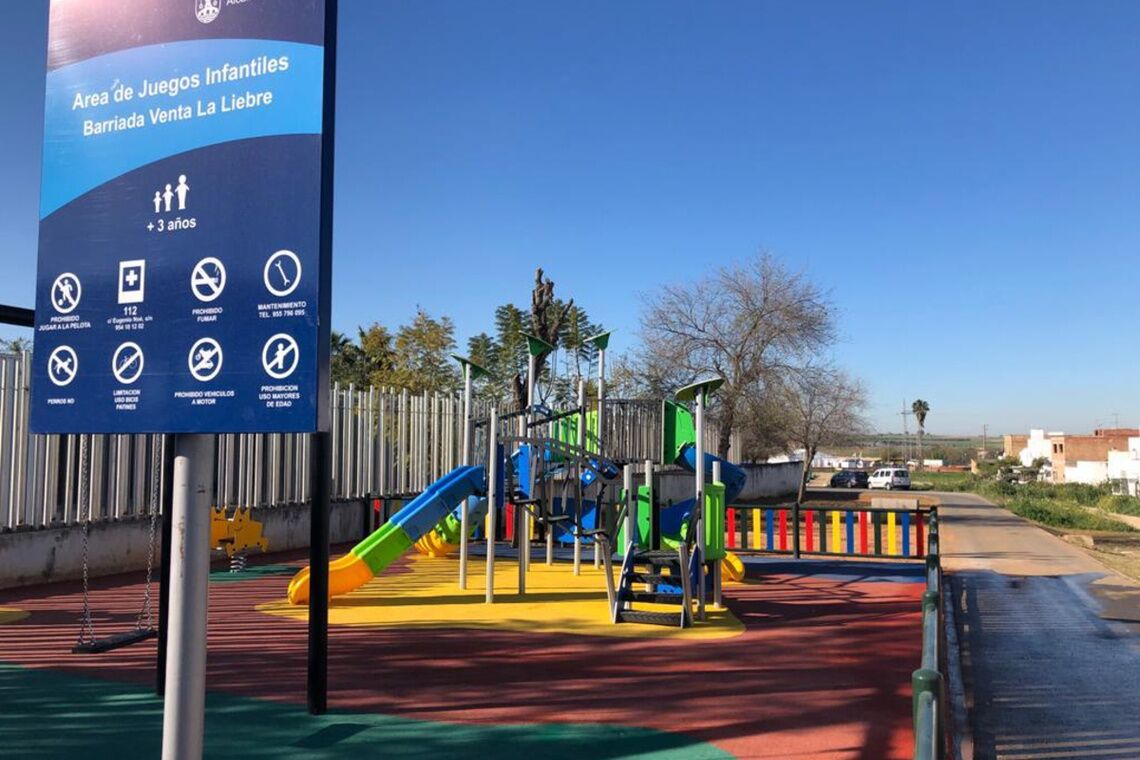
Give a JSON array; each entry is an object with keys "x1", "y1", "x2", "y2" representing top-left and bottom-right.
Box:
[{"x1": 606, "y1": 545, "x2": 695, "y2": 628}]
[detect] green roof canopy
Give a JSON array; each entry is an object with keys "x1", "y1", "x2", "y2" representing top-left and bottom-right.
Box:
[
  {"x1": 675, "y1": 377, "x2": 725, "y2": 403},
  {"x1": 451, "y1": 354, "x2": 491, "y2": 380},
  {"x1": 520, "y1": 332, "x2": 555, "y2": 357},
  {"x1": 586, "y1": 330, "x2": 612, "y2": 351}
]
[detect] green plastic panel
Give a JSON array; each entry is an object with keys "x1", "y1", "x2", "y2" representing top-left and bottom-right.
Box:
[
  {"x1": 703, "y1": 482, "x2": 726, "y2": 561},
  {"x1": 661, "y1": 400, "x2": 695, "y2": 465},
  {"x1": 616, "y1": 485, "x2": 653, "y2": 553}
]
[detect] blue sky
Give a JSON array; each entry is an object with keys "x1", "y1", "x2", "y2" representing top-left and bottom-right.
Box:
[{"x1": 2, "y1": 1, "x2": 1139, "y2": 435}]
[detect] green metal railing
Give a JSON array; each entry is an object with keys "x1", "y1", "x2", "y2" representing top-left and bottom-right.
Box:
[{"x1": 913, "y1": 510, "x2": 946, "y2": 759}]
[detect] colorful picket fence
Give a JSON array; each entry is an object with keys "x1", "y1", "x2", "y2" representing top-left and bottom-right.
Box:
[{"x1": 724, "y1": 505, "x2": 932, "y2": 559}]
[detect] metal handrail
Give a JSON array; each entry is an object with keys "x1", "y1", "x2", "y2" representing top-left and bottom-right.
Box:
[{"x1": 913, "y1": 509, "x2": 944, "y2": 760}]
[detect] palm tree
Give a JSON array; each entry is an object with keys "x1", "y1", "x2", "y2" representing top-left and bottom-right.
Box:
[{"x1": 912, "y1": 399, "x2": 930, "y2": 468}]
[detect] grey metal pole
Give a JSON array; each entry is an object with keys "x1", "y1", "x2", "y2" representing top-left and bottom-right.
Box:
[
  {"x1": 486, "y1": 407, "x2": 498, "y2": 603},
  {"x1": 623, "y1": 464, "x2": 635, "y2": 554},
  {"x1": 597, "y1": 347, "x2": 606, "y2": 453},
  {"x1": 520, "y1": 353, "x2": 536, "y2": 594},
  {"x1": 712, "y1": 458, "x2": 722, "y2": 609},
  {"x1": 694, "y1": 390, "x2": 706, "y2": 621},
  {"x1": 459, "y1": 364, "x2": 472, "y2": 589},
  {"x1": 574, "y1": 378, "x2": 585, "y2": 575},
  {"x1": 161, "y1": 434, "x2": 215, "y2": 760},
  {"x1": 594, "y1": 347, "x2": 606, "y2": 569}
]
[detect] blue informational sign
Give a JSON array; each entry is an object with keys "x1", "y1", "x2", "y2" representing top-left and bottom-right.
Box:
[{"x1": 31, "y1": 0, "x2": 335, "y2": 434}]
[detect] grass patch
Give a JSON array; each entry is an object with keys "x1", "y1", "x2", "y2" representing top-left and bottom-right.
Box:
[
  {"x1": 1005, "y1": 496, "x2": 1135, "y2": 532},
  {"x1": 909, "y1": 471, "x2": 974, "y2": 491},
  {"x1": 936, "y1": 476, "x2": 1139, "y2": 533},
  {"x1": 1095, "y1": 494, "x2": 1140, "y2": 517}
]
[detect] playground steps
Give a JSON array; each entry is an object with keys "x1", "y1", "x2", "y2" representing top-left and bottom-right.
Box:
[
  {"x1": 615, "y1": 610, "x2": 682, "y2": 627},
  {"x1": 622, "y1": 590, "x2": 684, "y2": 605},
  {"x1": 611, "y1": 547, "x2": 693, "y2": 628}
]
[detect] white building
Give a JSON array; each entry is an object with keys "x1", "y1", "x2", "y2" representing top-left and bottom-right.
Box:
[
  {"x1": 1107, "y1": 437, "x2": 1140, "y2": 496},
  {"x1": 767, "y1": 449, "x2": 851, "y2": 469},
  {"x1": 1064, "y1": 460, "x2": 1110, "y2": 486},
  {"x1": 1018, "y1": 429, "x2": 1056, "y2": 467}
]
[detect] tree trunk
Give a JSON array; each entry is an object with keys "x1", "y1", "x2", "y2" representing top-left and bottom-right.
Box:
[
  {"x1": 796, "y1": 445, "x2": 816, "y2": 505},
  {"x1": 716, "y1": 400, "x2": 736, "y2": 459},
  {"x1": 511, "y1": 373, "x2": 526, "y2": 413}
]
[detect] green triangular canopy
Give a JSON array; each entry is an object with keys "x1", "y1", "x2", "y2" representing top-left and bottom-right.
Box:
[
  {"x1": 520, "y1": 332, "x2": 555, "y2": 357},
  {"x1": 451, "y1": 354, "x2": 491, "y2": 380},
  {"x1": 675, "y1": 377, "x2": 725, "y2": 402},
  {"x1": 586, "y1": 330, "x2": 612, "y2": 351}
]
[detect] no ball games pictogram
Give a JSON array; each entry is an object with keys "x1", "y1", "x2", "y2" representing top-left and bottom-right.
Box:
[{"x1": 51, "y1": 273, "x2": 82, "y2": 314}]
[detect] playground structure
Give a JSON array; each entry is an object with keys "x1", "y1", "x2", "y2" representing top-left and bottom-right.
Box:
[
  {"x1": 289, "y1": 334, "x2": 754, "y2": 629},
  {"x1": 0, "y1": 334, "x2": 936, "y2": 757}
]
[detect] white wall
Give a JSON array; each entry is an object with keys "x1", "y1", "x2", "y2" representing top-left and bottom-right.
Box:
[
  {"x1": 0, "y1": 500, "x2": 367, "y2": 590},
  {"x1": 1108, "y1": 437, "x2": 1140, "y2": 495},
  {"x1": 1019, "y1": 428, "x2": 1053, "y2": 467},
  {"x1": 1064, "y1": 460, "x2": 1109, "y2": 486},
  {"x1": 655, "y1": 462, "x2": 800, "y2": 505}
]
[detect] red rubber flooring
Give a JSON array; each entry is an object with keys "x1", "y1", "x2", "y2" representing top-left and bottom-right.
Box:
[{"x1": 0, "y1": 552, "x2": 923, "y2": 759}]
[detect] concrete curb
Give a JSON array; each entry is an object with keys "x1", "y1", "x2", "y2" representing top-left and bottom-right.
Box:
[{"x1": 943, "y1": 574, "x2": 974, "y2": 760}]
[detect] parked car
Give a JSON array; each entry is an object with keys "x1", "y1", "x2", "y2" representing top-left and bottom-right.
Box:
[
  {"x1": 868, "y1": 467, "x2": 911, "y2": 490},
  {"x1": 829, "y1": 470, "x2": 869, "y2": 488}
]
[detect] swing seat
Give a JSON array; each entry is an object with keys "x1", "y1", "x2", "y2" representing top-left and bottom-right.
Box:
[{"x1": 72, "y1": 627, "x2": 157, "y2": 654}]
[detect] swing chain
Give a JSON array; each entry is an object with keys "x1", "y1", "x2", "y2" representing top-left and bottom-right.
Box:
[
  {"x1": 76, "y1": 434, "x2": 95, "y2": 649},
  {"x1": 137, "y1": 434, "x2": 162, "y2": 632}
]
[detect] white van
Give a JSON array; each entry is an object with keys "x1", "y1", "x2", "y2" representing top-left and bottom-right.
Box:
[{"x1": 868, "y1": 467, "x2": 910, "y2": 490}]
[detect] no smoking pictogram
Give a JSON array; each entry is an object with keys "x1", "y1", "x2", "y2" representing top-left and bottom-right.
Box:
[{"x1": 190, "y1": 257, "x2": 226, "y2": 302}]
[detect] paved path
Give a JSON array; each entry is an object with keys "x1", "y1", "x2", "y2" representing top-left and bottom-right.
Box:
[{"x1": 937, "y1": 492, "x2": 1140, "y2": 760}]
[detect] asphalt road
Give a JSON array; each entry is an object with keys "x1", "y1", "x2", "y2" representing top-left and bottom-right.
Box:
[{"x1": 936, "y1": 491, "x2": 1140, "y2": 760}]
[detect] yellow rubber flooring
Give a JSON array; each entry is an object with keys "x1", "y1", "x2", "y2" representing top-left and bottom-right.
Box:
[
  {"x1": 259, "y1": 552, "x2": 744, "y2": 640},
  {"x1": 0, "y1": 607, "x2": 29, "y2": 625}
]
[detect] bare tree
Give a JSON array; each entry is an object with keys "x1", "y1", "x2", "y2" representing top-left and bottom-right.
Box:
[
  {"x1": 638, "y1": 253, "x2": 835, "y2": 456},
  {"x1": 510, "y1": 268, "x2": 573, "y2": 409},
  {"x1": 779, "y1": 365, "x2": 868, "y2": 503}
]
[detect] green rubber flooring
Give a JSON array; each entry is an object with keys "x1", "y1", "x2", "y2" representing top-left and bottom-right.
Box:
[
  {"x1": 0, "y1": 663, "x2": 729, "y2": 759},
  {"x1": 207, "y1": 564, "x2": 297, "y2": 584}
]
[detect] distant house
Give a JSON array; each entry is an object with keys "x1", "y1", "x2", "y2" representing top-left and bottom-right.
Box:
[
  {"x1": 766, "y1": 449, "x2": 852, "y2": 469},
  {"x1": 1107, "y1": 438, "x2": 1140, "y2": 496},
  {"x1": 1003, "y1": 434, "x2": 1029, "y2": 459},
  {"x1": 1050, "y1": 429, "x2": 1137, "y2": 484},
  {"x1": 1008, "y1": 427, "x2": 1140, "y2": 485}
]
